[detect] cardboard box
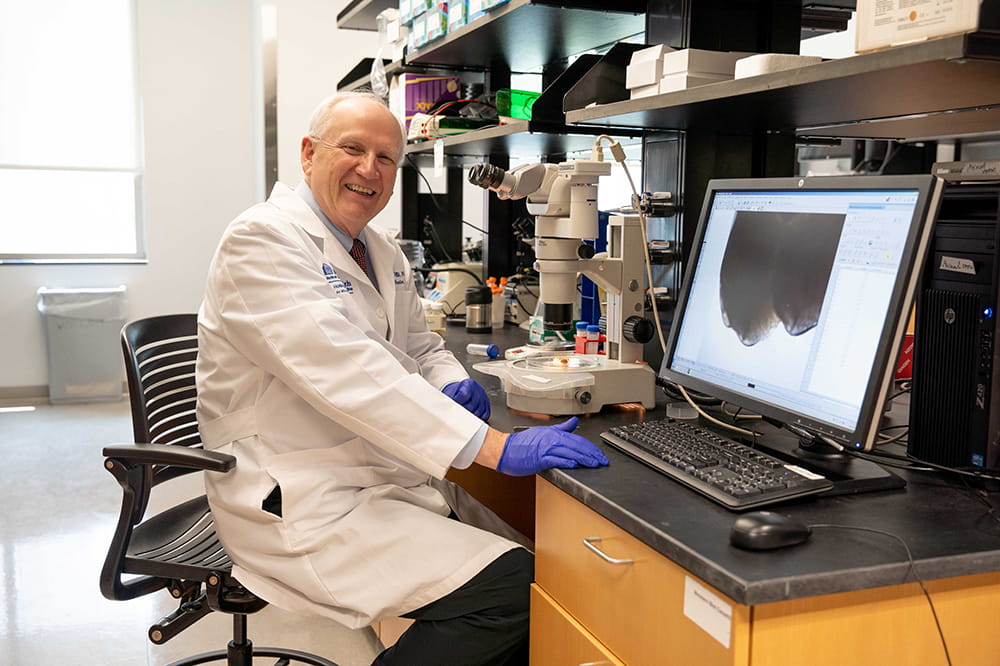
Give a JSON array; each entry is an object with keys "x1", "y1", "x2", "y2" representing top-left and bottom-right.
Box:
[
  {"x1": 626, "y1": 44, "x2": 673, "y2": 89},
  {"x1": 734, "y1": 53, "x2": 822, "y2": 79},
  {"x1": 412, "y1": 0, "x2": 433, "y2": 18},
  {"x1": 411, "y1": 13, "x2": 428, "y2": 48},
  {"x1": 448, "y1": 0, "x2": 467, "y2": 32},
  {"x1": 659, "y1": 72, "x2": 731, "y2": 94},
  {"x1": 400, "y1": 0, "x2": 414, "y2": 25},
  {"x1": 855, "y1": 0, "x2": 987, "y2": 53},
  {"x1": 661, "y1": 48, "x2": 749, "y2": 77},
  {"x1": 467, "y1": 0, "x2": 488, "y2": 22},
  {"x1": 393, "y1": 74, "x2": 462, "y2": 130},
  {"x1": 629, "y1": 82, "x2": 661, "y2": 99},
  {"x1": 426, "y1": 4, "x2": 449, "y2": 43}
]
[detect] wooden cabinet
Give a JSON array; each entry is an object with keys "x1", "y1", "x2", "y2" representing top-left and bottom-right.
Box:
[
  {"x1": 534, "y1": 477, "x2": 750, "y2": 666},
  {"x1": 530, "y1": 585, "x2": 625, "y2": 666},
  {"x1": 534, "y1": 477, "x2": 1000, "y2": 666}
]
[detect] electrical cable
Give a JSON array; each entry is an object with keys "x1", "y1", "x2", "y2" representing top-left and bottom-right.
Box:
[
  {"x1": 722, "y1": 402, "x2": 762, "y2": 421},
  {"x1": 876, "y1": 428, "x2": 909, "y2": 445},
  {"x1": 404, "y1": 153, "x2": 488, "y2": 235},
  {"x1": 808, "y1": 524, "x2": 951, "y2": 666},
  {"x1": 956, "y1": 476, "x2": 1000, "y2": 528},
  {"x1": 418, "y1": 97, "x2": 499, "y2": 141},
  {"x1": 598, "y1": 135, "x2": 763, "y2": 439},
  {"x1": 415, "y1": 266, "x2": 484, "y2": 285}
]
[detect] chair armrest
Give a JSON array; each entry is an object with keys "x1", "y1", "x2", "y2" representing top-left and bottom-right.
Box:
[{"x1": 103, "y1": 442, "x2": 235, "y2": 473}]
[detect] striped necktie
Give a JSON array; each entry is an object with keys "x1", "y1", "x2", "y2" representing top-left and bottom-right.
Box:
[{"x1": 349, "y1": 238, "x2": 368, "y2": 275}]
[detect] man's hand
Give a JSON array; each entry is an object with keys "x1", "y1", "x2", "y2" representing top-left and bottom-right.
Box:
[
  {"x1": 442, "y1": 378, "x2": 491, "y2": 421},
  {"x1": 496, "y1": 417, "x2": 609, "y2": 476}
]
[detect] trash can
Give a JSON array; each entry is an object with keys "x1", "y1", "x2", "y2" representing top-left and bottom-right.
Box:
[{"x1": 37, "y1": 286, "x2": 127, "y2": 404}]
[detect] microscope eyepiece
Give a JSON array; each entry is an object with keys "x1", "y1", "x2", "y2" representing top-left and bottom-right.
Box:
[{"x1": 468, "y1": 163, "x2": 506, "y2": 190}]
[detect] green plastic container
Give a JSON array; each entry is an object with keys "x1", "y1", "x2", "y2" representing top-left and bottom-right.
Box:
[{"x1": 495, "y1": 88, "x2": 540, "y2": 120}]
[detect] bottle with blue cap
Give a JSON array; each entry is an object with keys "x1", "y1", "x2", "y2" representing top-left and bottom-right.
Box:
[
  {"x1": 467, "y1": 343, "x2": 499, "y2": 359},
  {"x1": 586, "y1": 324, "x2": 600, "y2": 354}
]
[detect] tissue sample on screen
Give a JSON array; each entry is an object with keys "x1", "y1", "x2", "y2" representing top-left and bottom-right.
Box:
[{"x1": 719, "y1": 211, "x2": 845, "y2": 346}]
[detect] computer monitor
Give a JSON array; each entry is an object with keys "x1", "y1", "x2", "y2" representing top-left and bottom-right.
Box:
[{"x1": 660, "y1": 175, "x2": 943, "y2": 456}]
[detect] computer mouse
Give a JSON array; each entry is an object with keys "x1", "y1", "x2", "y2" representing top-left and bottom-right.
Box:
[{"x1": 729, "y1": 511, "x2": 811, "y2": 550}]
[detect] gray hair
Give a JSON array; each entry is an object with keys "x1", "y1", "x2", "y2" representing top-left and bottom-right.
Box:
[{"x1": 307, "y1": 90, "x2": 405, "y2": 158}]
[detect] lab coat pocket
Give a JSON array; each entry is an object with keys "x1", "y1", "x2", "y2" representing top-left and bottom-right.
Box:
[{"x1": 262, "y1": 442, "x2": 380, "y2": 553}]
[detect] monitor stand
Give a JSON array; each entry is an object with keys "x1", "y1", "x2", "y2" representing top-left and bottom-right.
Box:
[
  {"x1": 736, "y1": 430, "x2": 907, "y2": 496},
  {"x1": 790, "y1": 437, "x2": 905, "y2": 496}
]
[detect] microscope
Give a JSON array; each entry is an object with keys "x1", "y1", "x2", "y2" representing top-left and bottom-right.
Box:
[{"x1": 467, "y1": 157, "x2": 657, "y2": 415}]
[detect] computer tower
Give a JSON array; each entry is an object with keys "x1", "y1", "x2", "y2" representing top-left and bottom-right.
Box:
[{"x1": 909, "y1": 183, "x2": 1000, "y2": 469}]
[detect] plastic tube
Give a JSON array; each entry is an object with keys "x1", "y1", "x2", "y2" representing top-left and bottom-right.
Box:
[{"x1": 467, "y1": 343, "x2": 499, "y2": 359}]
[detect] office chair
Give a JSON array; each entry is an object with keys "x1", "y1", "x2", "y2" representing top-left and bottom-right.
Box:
[{"x1": 100, "y1": 313, "x2": 339, "y2": 666}]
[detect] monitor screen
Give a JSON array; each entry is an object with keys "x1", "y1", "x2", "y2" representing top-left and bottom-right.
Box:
[{"x1": 660, "y1": 175, "x2": 943, "y2": 451}]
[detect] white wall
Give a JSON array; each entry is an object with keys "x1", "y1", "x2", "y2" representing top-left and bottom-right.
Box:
[
  {"x1": 0, "y1": 0, "x2": 378, "y2": 397},
  {"x1": 270, "y1": 1, "x2": 392, "y2": 227}
]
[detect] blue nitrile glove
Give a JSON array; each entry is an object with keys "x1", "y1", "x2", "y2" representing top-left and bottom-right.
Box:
[
  {"x1": 497, "y1": 417, "x2": 610, "y2": 476},
  {"x1": 442, "y1": 378, "x2": 491, "y2": 421}
]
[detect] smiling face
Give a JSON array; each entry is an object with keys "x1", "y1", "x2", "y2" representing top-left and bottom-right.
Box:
[{"x1": 301, "y1": 96, "x2": 404, "y2": 238}]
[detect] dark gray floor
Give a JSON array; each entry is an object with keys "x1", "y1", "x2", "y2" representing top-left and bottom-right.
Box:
[{"x1": 0, "y1": 399, "x2": 381, "y2": 665}]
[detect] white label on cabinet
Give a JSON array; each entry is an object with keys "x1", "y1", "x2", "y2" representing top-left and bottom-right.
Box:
[
  {"x1": 434, "y1": 139, "x2": 444, "y2": 176},
  {"x1": 683, "y1": 576, "x2": 732, "y2": 648},
  {"x1": 940, "y1": 256, "x2": 976, "y2": 276}
]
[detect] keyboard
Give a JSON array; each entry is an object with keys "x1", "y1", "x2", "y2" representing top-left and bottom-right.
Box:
[{"x1": 601, "y1": 419, "x2": 835, "y2": 510}]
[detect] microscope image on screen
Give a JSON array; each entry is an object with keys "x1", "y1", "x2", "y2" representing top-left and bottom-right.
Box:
[{"x1": 719, "y1": 211, "x2": 845, "y2": 346}]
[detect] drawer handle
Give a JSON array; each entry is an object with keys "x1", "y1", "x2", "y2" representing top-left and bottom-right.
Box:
[{"x1": 582, "y1": 536, "x2": 634, "y2": 565}]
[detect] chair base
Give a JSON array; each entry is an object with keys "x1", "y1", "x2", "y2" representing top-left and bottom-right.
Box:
[{"x1": 164, "y1": 644, "x2": 339, "y2": 666}]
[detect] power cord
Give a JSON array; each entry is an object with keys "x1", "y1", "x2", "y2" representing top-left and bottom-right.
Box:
[
  {"x1": 405, "y1": 153, "x2": 488, "y2": 236},
  {"x1": 596, "y1": 134, "x2": 760, "y2": 440},
  {"x1": 808, "y1": 524, "x2": 951, "y2": 666}
]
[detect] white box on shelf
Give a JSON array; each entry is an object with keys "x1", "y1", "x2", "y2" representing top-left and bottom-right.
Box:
[
  {"x1": 659, "y1": 72, "x2": 731, "y2": 94},
  {"x1": 625, "y1": 44, "x2": 673, "y2": 89},
  {"x1": 855, "y1": 0, "x2": 983, "y2": 53},
  {"x1": 661, "y1": 48, "x2": 750, "y2": 77},
  {"x1": 629, "y1": 82, "x2": 661, "y2": 99},
  {"x1": 734, "y1": 53, "x2": 823, "y2": 79}
]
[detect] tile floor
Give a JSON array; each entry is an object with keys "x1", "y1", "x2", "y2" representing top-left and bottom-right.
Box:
[{"x1": 0, "y1": 400, "x2": 382, "y2": 665}]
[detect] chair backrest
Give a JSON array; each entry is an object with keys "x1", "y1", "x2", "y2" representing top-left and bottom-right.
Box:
[{"x1": 121, "y1": 313, "x2": 201, "y2": 482}]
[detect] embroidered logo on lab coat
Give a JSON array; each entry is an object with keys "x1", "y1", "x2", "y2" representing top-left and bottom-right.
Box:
[
  {"x1": 322, "y1": 262, "x2": 354, "y2": 295},
  {"x1": 393, "y1": 271, "x2": 406, "y2": 286}
]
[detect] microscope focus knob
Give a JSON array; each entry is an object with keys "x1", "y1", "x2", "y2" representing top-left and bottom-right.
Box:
[
  {"x1": 577, "y1": 244, "x2": 596, "y2": 259},
  {"x1": 622, "y1": 316, "x2": 654, "y2": 344}
]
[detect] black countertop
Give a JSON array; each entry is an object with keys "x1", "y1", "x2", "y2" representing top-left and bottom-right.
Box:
[{"x1": 445, "y1": 322, "x2": 1000, "y2": 606}]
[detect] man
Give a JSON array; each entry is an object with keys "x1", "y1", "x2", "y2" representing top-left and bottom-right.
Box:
[{"x1": 195, "y1": 91, "x2": 608, "y2": 665}]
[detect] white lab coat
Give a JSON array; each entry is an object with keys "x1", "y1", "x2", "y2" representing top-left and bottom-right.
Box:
[{"x1": 195, "y1": 182, "x2": 518, "y2": 628}]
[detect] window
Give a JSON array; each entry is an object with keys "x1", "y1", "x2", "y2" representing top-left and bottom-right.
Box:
[{"x1": 0, "y1": 0, "x2": 143, "y2": 263}]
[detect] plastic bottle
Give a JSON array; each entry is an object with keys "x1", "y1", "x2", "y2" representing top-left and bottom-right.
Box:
[
  {"x1": 467, "y1": 343, "x2": 500, "y2": 359},
  {"x1": 488, "y1": 277, "x2": 505, "y2": 329},
  {"x1": 425, "y1": 302, "x2": 446, "y2": 335},
  {"x1": 586, "y1": 324, "x2": 601, "y2": 354},
  {"x1": 574, "y1": 321, "x2": 589, "y2": 354}
]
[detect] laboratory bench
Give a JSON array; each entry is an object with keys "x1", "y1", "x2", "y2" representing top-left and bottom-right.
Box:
[{"x1": 442, "y1": 323, "x2": 1000, "y2": 665}]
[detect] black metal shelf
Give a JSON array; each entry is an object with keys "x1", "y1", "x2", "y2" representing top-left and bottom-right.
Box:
[
  {"x1": 338, "y1": 59, "x2": 459, "y2": 93},
  {"x1": 404, "y1": 119, "x2": 643, "y2": 161},
  {"x1": 564, "y1": 32, "x2": 1000, "y2": 141},
  {"x1": 336, "y1": 0, "x2": 395, "y2": 31},
  {"x1": 405, "y1": 0, "x2": 645, "y2": 73}
]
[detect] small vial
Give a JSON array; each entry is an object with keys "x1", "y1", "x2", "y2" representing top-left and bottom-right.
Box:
[
  {"x1": 574, "y1": 321, "x2": 589, "y2": 354},
  {"x1": 467, "y1": 343, "x2": 499, "y2": 359},
  {"x1": 586, "y1": 324, "x2": 600, "y2": 354}
]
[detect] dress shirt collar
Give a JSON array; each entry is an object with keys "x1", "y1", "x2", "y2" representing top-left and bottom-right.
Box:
[{"x1": 295, "y1": 181, "x2": 367, "y2": 253}]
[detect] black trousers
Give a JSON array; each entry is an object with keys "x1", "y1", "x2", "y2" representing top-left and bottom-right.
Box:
[{"x1": 371, "y1": 547, "x2": 533, "y2": 666}]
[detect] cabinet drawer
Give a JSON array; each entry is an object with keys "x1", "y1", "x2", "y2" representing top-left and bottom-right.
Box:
[
  {"x1": 534, "y1": 478, "x2": 749, "y2": 666},
  {"x1": 530, "y1": 584, "x2": 625, "y2": 666}
]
